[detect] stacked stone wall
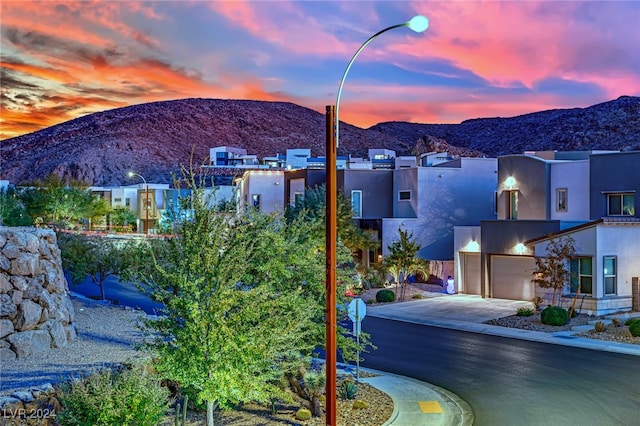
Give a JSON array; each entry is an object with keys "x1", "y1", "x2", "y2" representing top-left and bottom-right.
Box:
[{"x1": 0, "y1": 227, "x2": 76, "y2": 360}]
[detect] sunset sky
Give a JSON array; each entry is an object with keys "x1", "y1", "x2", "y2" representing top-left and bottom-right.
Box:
[{"x1": 1, "y1": 0, "x2": 639, "y2": 140}]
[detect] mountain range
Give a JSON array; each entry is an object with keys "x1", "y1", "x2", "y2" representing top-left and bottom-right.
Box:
[{"x1": 1, "y1": 96, "x2": 638, "y2": 186}]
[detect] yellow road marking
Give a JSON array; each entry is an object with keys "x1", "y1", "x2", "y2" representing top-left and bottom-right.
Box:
[{"x1": 418, "y1": 401, "x2": 443, "y2": 413}]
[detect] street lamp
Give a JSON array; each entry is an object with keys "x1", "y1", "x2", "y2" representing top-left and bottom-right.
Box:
[
  {"x1": 324, "y1": 14, "x2": 428, "y2": 426},
  {"x1": 128, "y1": 172, "x2": 149, "y2": 235}
]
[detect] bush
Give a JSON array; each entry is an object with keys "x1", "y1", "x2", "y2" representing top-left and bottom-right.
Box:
[
  {"x1": 412, "y1": 293, "x2": 424, "y2": 300},
  {"x1": 56, "y1": 365, "x2": 169, "y2": 426},
  {"x1": 611, "y1": 318, "x2": 621, "y2": 327},
  {"x1": 540, "y1": 306, "x2": 568, "y2": 326},
  {"x1": 624, "y1": 317, "x2": 640, "y2": 326},
  {"x1": 516, "y1": 307, "x2": 534, "y2": 317},
  {"x1": 376, "y1": 289, "x2": 395, "y2": 303},
  {"x1": 532, "y1": 296, "x2": 543, "y2": 311},
  {"x1": 630, "y1": 320, "x2": 640, "y2": 337},
  {"x1": 338, "y1": 380, "x2": 358, "y2": 400},
  {"x1": 352, "y1": 400, "x2": 368, "y2": 409},
  {"x1": 295, "y1": 408, "x2": 312, "y2": 421},
  {"x1": 365, "y1": 298, "x2": 376, "y2": 305},
  {"x1": 594, "y1": 321, "x2": 606, "y2": 333}
]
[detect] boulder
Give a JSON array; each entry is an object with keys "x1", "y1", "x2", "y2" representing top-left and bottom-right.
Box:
[
  {"x1": 2, "y1": 242, "x2": 21, "y2": 259},
  {"x1": 6, "y1": 330, "x2": 52, "y2": 357},
  {"x1": 0, "y1": 319, "x2": 15, "y2": 338},
  {"x1": 0, "y1": 273, "x2": 11, "y2": 292},
  {"x1": 0, "y1": 253, "x2": 10, "y2": 271},
  {"x1": 0, "y1": 293, "x2": 17, "y2": 317},
  {"x1": 15, "y1": 300, "x2": 43, "y2": 331},
  {"x1": 10, "y1": 253, "x2": 38, "y2": 276},
  {"x1": 41, "y1": 320, "x2": 68, "y2": 348},
  {"x1": 0, "y1": 346, "x2": 17, "y2": 361}
]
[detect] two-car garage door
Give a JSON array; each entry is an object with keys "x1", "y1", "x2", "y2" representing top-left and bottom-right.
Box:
[{"x1": 490, "y1": 255, "x2": 535, "y2": 300}]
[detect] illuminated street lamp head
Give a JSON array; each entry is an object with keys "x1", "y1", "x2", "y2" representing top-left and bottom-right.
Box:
[{"x1": 407, "y1": 15, "x2": 429, "y2": 33}]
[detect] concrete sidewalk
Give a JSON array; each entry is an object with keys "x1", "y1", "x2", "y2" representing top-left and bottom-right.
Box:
[{"x1": 359, "y1": 293, "x2": 640, "y2": 425}]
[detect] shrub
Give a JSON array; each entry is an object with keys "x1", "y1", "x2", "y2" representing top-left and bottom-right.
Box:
[
  {"x1": 338, "y1": 380, "x2": 358, "y2": 400},
  {"x1": 540, "y1": 306, "x2": 569, "y2": 326},
  {"x1": 365, "y1": 298, "x2": 376, "y2": 305},
  {"x1": 611, "y1": 318, "x2": 621, "y2": 327},
  {"x1": 532, "y1": 296, "x2": 544, "y2": 311},
  {"x1": 516, "y1": 307, "x2": 535, "y2": 317},
  {"x1": 352, "y1": 400, "x2": 368, "y2": 409},
  {"x1": 630, "y1": 320, "x2": 640, "y2": 337},
  {"x1": 594, "y1": 321, "x2": 606, "y2": 333},
  {"x1": 624, "y1": 317, "x2": 640, "y2": 326},
  {"x1": 295, "y1": 408, "x2": 312, "y2": 421},
  {"x1": 376, "y1": 289, "x2": 395, "y2": 303},
  {"x1": 412, "y1": 293, "x2": 424, "y2": 300},
  {"x1": 56, "y1": 365, "x2": 169, "y2": 426}
]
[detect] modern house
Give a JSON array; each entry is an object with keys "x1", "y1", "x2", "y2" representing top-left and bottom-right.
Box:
[
  {"x1": 454, "y1": 150, "x2": 640, "y2": 314},
  {"x1": 383, "y1": 157, "x2": 498, "y2": 271}
]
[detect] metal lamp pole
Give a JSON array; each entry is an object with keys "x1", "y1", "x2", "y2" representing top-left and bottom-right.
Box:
[
  {"x1": 324, "y1": 15, "x2": 429, "y2": 426},
  {"x1": 128, "y1": 172, "x2": 149, "y2": 235}
]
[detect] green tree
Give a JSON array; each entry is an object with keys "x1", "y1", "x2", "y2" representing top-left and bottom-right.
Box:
[
  {"x1": 383, "y1": 228, "x2": 429, "y2": 300},
  {"x1": 110, "y1": 206, "x2": 137, "y2": 232},
  {"x1": 531, "y1": 236, "x2": 576, "y2": 308},
  {"x1": 20, "y1": 175, "x2": 109, "y2": 229},
  {"x1": 284, "y1": 184, "x2": 376, "y2": 255},
  {"x1": 57, "y1": 232, "x2": 123, "y2": 300},
  {"x1": 126, "y1": 174, "x2": 369, "y2": 424},
  {"x1": 0, "y1": 187, "x2": 31, "y2": 226}
]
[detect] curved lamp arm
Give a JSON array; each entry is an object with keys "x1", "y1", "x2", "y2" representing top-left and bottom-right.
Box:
[{"x1": 335, "y1": 15, "x2": 429, "y2": 148}]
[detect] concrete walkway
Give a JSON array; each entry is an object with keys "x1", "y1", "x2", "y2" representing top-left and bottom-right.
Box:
[{"x1": 360, "y1": 293, "x2": 640, "y2": 425}]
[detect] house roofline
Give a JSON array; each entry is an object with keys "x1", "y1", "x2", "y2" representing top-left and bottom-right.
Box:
[{"x1": 524, "y1": 217, "x2": 640, "y2": 246}]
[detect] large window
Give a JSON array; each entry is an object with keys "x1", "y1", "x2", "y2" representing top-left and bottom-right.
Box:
[
  {"x1": 556, "y1": 188, "x2": 568, "y2": 212},
  {"x1": 603, "y1": 256, "x2": 617, "y2": 295},
  {"x1": 607, "y1": 193, "x2": 635, "y2": 216},
  {"x1": 351, "y1": 190, "x2": 362, "y2": 218},
  {"x1": 506, "y1": 190, "x2": 518, "y2": 220},
  {"x1": 570, "y1": 256, "x2": 592, "y2": 295}
]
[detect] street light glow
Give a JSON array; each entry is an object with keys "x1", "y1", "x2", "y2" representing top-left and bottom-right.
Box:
[{"x1": 407, "y1": 15, "x2": 429, "y2": 33}]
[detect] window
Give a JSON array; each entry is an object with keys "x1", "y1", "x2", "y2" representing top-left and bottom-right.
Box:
[
  {"x1": 125, "y1": 198, "x2": 131, "y2": 207},
  {"x1": 570, "y1": 257, "x2": 592, "y2": 295},
  {"x1": 494, "y1": 191, "x2": 498, "y2": 215},
  {"x1": 398, "y1": 190, "x2": 411, "y2": 201},
  {"x1": 608, "y1": 193, "x2": 634, "y2": 216},
  {"x1": 294, "y1": 192, "x2": 303, "y2": 207},
  {"x1": 351, "y1": 190, "x2": 362, "y2": 218},
  {"x1": 506, "y1": 190, "x2": 518, "y2": 220},
  {"x1": 251, "y1": 194, "x2": 260, "y2": 208},
  {"x1": 556, "y1": 188, "x2": 567, "y2": 212},
  {"x1": 114, "y1": 197, "x2": 122, "y2": 203},
  {"x1": 603, "y1": 256, "x2": 616, "y2": 295}
]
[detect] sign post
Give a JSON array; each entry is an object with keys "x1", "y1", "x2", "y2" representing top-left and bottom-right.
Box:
[{"x1": 347, "y1": 298, "x2": 367, "y2": 381}]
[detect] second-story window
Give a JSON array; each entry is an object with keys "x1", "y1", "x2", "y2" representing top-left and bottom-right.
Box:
[
  {"x1": 351, "y1": 190, "x2": 362, "y2": 218},
  {"x1": 398, "y1": 190, "x2": 411, "y2": 201},
  {"x1": 607, "y1": 193, "x2": 635, "y2": 216},
  {"x1": 556, "y1": 188, "x2": 568, "y2": 212},
  {"x1": 506, "y1": 190, "x2": 518, "y2": 220}
]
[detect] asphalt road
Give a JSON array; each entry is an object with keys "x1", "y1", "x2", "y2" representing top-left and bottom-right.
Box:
[
  {"x1": 361, "y1": 316, "x2": 640, "y2": 426},
  {"x1": 69, "y1": 275, "x2": 164, "y2": 315}
]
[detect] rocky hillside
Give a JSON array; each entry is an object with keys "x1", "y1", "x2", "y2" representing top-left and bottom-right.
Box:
[
  {"x1": 0, "y1": 99, "x2": 408, "y2": 186},
  {"x1": 1, "y1": 96, "x2": 638, "y2": 186},
  {"x1": 371, "y1": 96, "x2": 640, "y2": 156}
]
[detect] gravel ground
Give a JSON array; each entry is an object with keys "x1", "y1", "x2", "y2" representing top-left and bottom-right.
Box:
[{"x1": 0, "y1": 296, "x2": 148, "y2": 396}]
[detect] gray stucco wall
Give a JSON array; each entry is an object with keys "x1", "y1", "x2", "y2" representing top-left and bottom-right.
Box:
[
  {"x1": 343, "y1": 170, "x2": 393, "y2": 219},
  {"x1": 589, "y1": 151, "x2": 640, "y2": 220},
  {"x1": 498, "y1": 156, "x2": 549, "y2": 220}
]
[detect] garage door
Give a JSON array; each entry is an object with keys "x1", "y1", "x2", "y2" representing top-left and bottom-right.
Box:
[
  {"x1": 490, "y1": 255, "x2": 535, "y2": 300},
  {"x1": 462, "y1": 253, "x2": 481, "y2": 295}
]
